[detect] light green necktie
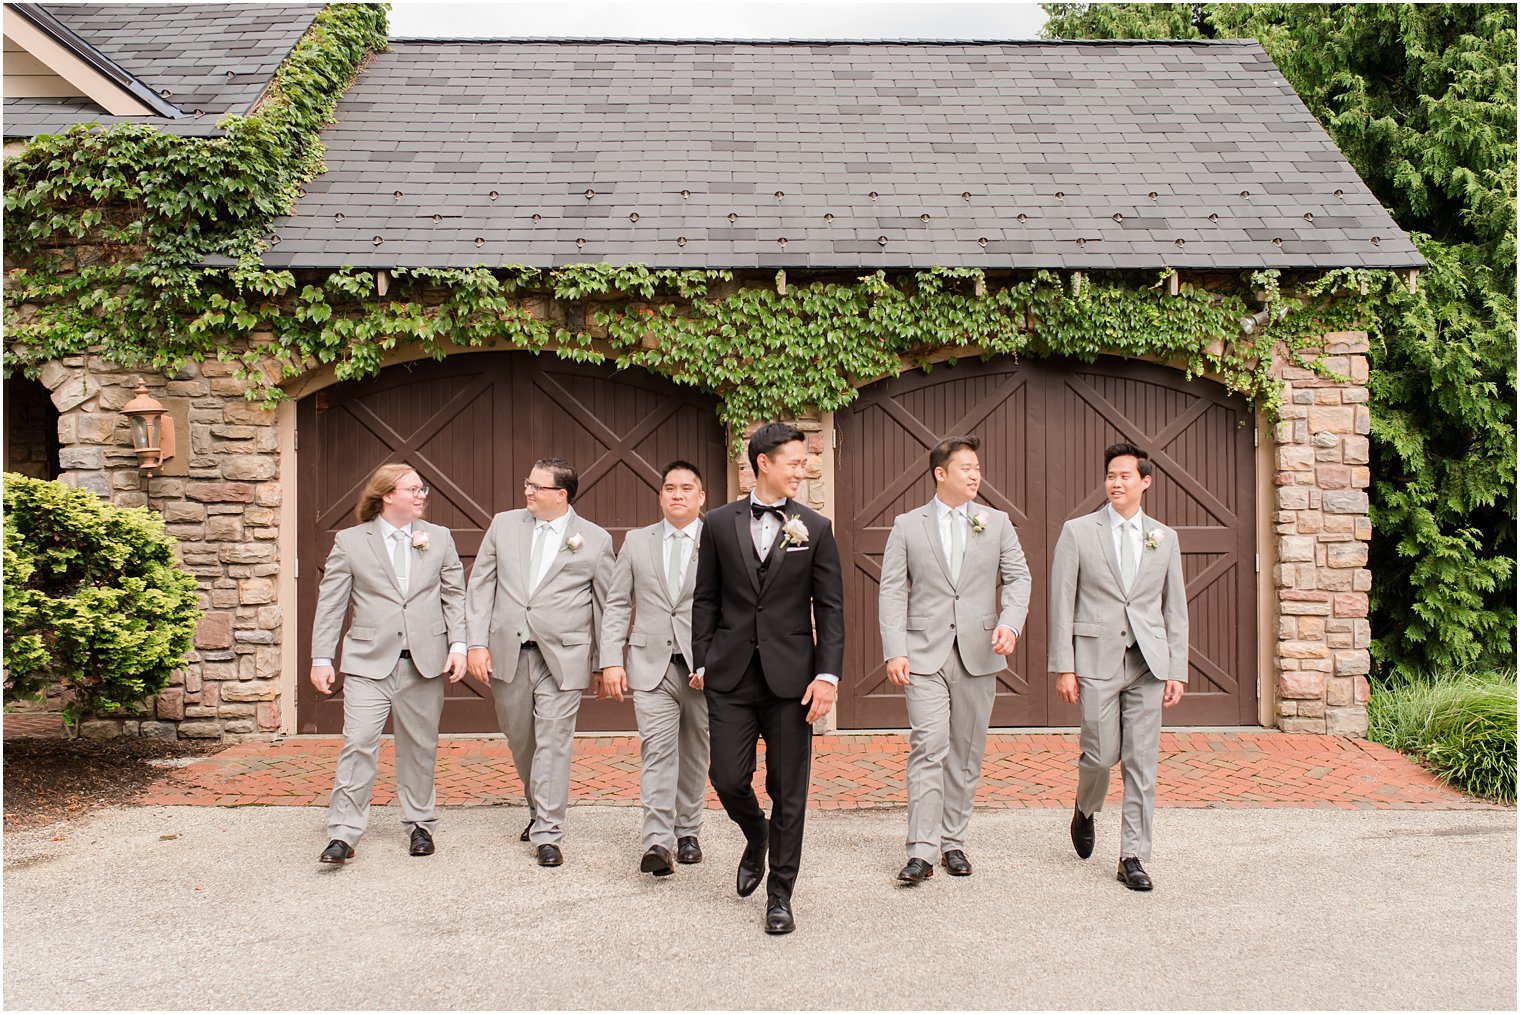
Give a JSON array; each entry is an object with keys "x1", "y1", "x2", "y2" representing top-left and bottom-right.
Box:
[
  {"x1": 948, "y1": 508, "x2": 965, "y2": 583},
  {"x1": 392, "y1": 530, "x2": 409, "y2": 595},
  {"x1": 529, "y1": 523, "x2": 550, "y2": 593},
  {"x1": 1119, "y1": 520, "x2": 1137, "y2": 591},
  {"x1": 667, "y1": 530, "x2": 687, "y2": 600}
]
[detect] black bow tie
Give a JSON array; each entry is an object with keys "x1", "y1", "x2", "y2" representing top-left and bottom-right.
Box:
[{"x1": 751, "y1": 502, "x2": 786, "y2": 521}]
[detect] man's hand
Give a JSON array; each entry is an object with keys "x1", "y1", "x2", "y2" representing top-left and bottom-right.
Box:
[
  {"x1": 1055, "y1": 671, "x2": 1079, "y2": 705},
  {"x1": 802, "y1": 679, "x2": 837, "y2": 724},
  {"x1": 687, "y1": 671, "x2": 705, "y2": 691},
  {"x1": 600, "y1": 665, "x2": 628, "y2": 702},
  {"x1": 310, "y1": 664, "x2": 336, "y2": 696},
  {"x1": 885, "y1": 656, "x2": 911, "y2": 686},
  {"x1": 467, "y1": 647, "x2": 492, "y2": 684},
  {"x1": 1163, "y1": 680, "x2": 1186, "y2": 708},
  {"x1": 443, "y1": 652, "x2": 467, "y2": 683},
  {"x1": 991, "y1": 626, "x2": 1018, "y2": 656}
]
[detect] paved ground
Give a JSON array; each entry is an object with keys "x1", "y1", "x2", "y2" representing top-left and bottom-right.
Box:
[
  {"x1": 4, "y1": 804, "x2": 1515, "y2": 1010},
  {"x1": 137, "y1": 730, "x2": 1484, "y2": 810}
]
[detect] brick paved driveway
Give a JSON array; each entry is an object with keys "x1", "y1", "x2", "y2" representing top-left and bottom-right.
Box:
[{"x1": 137, "y1": 730, "x2": 1491, "y2": 809}]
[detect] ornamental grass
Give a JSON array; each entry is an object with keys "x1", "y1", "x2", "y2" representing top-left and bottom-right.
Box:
[{"x1": 1368, "y1": 668, "x2": 1517, "y2": 804}]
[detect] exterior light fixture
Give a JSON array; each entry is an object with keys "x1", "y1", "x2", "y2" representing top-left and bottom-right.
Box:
[{"x1": 121, "y1": 381, "x2": 176, "y2": 473}]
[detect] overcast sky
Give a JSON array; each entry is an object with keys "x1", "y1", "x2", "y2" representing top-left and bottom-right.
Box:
[{"x1": 387, "y1": 1, "x2": 1049, "y2": 40}]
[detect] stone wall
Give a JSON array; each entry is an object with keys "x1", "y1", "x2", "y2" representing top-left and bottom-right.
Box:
[
  {"x1": 1270, "y1": 331, "x2": 1373, "y2": 736},
  {"x1": 36, "y1": 354, "x2": 284, "y2": 742}
]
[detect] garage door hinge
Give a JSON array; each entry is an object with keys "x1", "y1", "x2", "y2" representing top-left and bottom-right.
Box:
[
  {"x1": 294, "y1": 558, "x2": 299, "y2": 579},
  {"x1": 832, "y1": 429, "x2": 839, "y2": 449},
  {"x1": 1255, "y1": 554, "x2": 1260, "y2": 573}
]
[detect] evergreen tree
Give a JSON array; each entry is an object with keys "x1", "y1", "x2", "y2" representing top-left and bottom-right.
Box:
[{"x1": 1044, "y1": 3, "x2": 1517, "y2": 678}]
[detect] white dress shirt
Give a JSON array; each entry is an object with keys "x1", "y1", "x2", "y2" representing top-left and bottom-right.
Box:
[
  {"x1": 932, "y1": 495, "x2": 968, "y2": 564},
  {"x1": 663, "y1": 516, "x2": 701, "y2": 593},
  {"x1": 529, "y1": 511, "x2": 574, "y2": 591},
  {"x1": 1106, "y1": 502, "x2": 1147, "y2": 577}
]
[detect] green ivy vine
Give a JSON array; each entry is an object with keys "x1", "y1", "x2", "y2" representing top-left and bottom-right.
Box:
[{"x1": 4, "y1": 1, "x2": 1388, "y2": 438}]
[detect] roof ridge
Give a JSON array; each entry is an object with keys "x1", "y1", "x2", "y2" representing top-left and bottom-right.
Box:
[{"x1": 385, "y1": 36, "x2": 1257, "y2": 46}]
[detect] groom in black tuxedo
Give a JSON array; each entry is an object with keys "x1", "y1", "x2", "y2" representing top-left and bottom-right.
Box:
[{"x1": 692, "y1": 422, "x2": 846, "y2": 935}]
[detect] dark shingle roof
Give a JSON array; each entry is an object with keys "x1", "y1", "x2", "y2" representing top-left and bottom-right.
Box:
[
  {"x1": 259, "y1": 39, "x2": 1423, "y2": 272},
  {"x1": 3, "y1": 4, "x2": 323, "y2": 138}
]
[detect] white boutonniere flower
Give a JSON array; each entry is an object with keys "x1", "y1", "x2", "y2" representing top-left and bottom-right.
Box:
[
  {"x1": 970, "y1": 511, "x2": 989, "y2": 535},
  {"x1": 780, "y1": 515, "x2": 810, "y2": 549},
  {"x1": 1144, "y1": 529, "x2": 1163, "y2": 552},
  {"x1": 563, "y1": 533, "x2": 585, "y2": 554},
  {"x1": 411, "y1": 531, "x2": 430, "y2": 554}
]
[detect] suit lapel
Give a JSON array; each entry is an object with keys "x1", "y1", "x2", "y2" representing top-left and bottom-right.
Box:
[
  {"x1": 676, "y1": 520, "x2": 701, "y2": 601},
  {"x1": 1129, "y1": 513, "x2": 1158, "y2": 591},
  {"x1": 756, "y1": 502, "x2": 794, "y2": 599},
  {"x1": 919, "y1": 505, "x2": 953, "y2": 584},
  {"x1": 1095, "y1": 511, "x2": 1124, "y2": 593},
  {"x1": 646, "y1": 525, "x2": 673, "y2": 607},
  {"x1": 733, "y1": 506, "x2": 761, "y2": 595},
  {"x1": 368, "y1": 519, "x2": 404, "y2": 597},
  {"x1": 515, "y1": 511, "x2": 536, "y2": 597}
]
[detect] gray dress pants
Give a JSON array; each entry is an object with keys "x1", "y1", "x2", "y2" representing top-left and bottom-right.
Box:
[
  {"x1": 902, "y1": 646, "x2": 998, "y2": 861},
  {"x1": 492, "y1": 646, "x2": 582, "y2": 846},
  {"x1": 327, "y1": 656, "x2": 445, "y2": 845},
  {"x1": 631, "y1": 658, "x2": 709, "y2": 852},
  {"x1": 1075, "y1": 644, "x2": 1165, "y2": 861}
]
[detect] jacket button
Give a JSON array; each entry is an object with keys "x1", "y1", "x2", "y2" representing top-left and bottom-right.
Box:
[{"x1": 949, "y1": 624, "x2": 955, "y2": 630}]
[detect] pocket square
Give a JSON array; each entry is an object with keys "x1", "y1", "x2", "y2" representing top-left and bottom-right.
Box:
[{"x1": 785, "y1": 546, "x2": 808, "y2": 553}]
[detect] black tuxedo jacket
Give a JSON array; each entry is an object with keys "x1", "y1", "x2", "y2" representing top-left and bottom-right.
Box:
[{"x1": 692, "y1": 497, "x2": 846, "y2": 698}]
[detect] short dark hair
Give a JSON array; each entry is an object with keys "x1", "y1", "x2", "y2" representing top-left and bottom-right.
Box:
[
  {"x1": 534, "y1": 456, "x2": 579, "y2": 502},
  {"x1": 659, "y1": 459, "x2": 704, "y2": 487},
  {"x1": 1103, "y1": 442, "x2": 1153, "y2": 479},
  {"x1": 929, "y1": 435, "x2": 980, "y2": 478},
  {"x1": 746, "y1": 421, "x2": 805, "y2": 475}
]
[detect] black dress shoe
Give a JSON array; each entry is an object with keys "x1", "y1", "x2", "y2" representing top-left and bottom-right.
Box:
[
  {"x1": 409, "y1": 827, "x2": 435, "y2": 856},
  {"x1": 736, "y1": 838, "x2": 767, "y2": 898},
  {"x1": 941, "y1": 849, "x2": 972, "y2": 876},
  {"x1": 640, "y1": 844, "x2": 675, "y2": 877},
  {"x1": 1070, "y1": 804, "x2": 1095, "y2": 860},
  {"x1": 1117, "y1": 857, "x2": 1153, "y2": 891},
  {"x1": 764, "y1": 896, "x2": 795, "y2": 935},
  {"x1": 519, "y1": 820, "x2": 532, "y2": 843},
  {"x1": 536, "y1": 843, "x2": 564, "y2": 867},
  {"x1": 676, "y1": 836, "x2": 703, "y2": 864},
  {"x1": 319, "y1": 839, "x2": 354, "y2": 864},
  {"x1": 896, "y1": 858, "x2": 934, "y2": 884}
]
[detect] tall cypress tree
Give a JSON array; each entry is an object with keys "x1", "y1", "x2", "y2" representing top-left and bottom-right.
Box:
[{"x1": 1044, "y1": 3, "x2": 1517, "y2": 679}]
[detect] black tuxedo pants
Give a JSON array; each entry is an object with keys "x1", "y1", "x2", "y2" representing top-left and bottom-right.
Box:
[{"x1": 705, "y1": 652, "x2": 812, "y2": 901}]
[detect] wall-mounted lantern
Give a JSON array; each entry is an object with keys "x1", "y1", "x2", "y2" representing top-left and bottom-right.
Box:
[{"x1": 121, "y1": 381, "x2": 176, "y2": 473}]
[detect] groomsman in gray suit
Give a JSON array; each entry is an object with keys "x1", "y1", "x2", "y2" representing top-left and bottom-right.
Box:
[
  {"x1": 1050, "y1": 441, "x2": 1188, "y2": 891},
  {"x1": 879, "y1": 436, "x2": 1031, "y2": 885},
  {"x1": 466, "y1": 457, "x2": 616, "y2": 867},
  {"x1": 598, "y1": 460, "x2": 710, "y2": 878},
  {"x1": 310, "y1": 463, "x2": 467, "y2": 864}
]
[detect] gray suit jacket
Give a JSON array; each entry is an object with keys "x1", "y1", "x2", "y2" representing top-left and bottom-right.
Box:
[
  {"x1": 1047, "y1": 508, "x2": 1189, "y2": 682},
  {"x1": 465, "y1": 507, "x2": 615, "y2": 691},
  {"x1": 879, "y1": 502, "x2": 1032, "y2": 676},
  {"x1": 598, "y1": 520, "x2": 699, "y2": 691},
  {"x1": 311, "y1": 518, "x2": 466, "y2": 680}
]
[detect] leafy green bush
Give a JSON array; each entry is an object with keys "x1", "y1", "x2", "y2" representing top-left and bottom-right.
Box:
[
  {"x1": 3, "y1": 473, "x2": 201, "y2": 723},
  {"x1": 1367, "y1": 669, "x2": 1517, "y2": 803}
]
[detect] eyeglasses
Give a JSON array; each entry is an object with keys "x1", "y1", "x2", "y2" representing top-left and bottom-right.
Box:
[
  {"x1": 523, "y1": 479, "x2": 564, "y2": 495},
  {"x1": 396, "y1": 485, "x2": 430, "y2": 498}
]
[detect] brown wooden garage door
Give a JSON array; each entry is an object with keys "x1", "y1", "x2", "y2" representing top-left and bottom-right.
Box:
[
  {"x1": 836, "y1": 356, "x2": 1257, "y2": 729},
  {"x1": 296, "y1": 353, "x2": 729, "y2": 734}
]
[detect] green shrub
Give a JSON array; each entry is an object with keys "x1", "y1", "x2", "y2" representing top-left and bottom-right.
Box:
[
  {"x1": 3, "y1": 473, "x2": 201, "y2": 724},
  {"x1": 1368, "y1": 669, "x2": 1517, "y2": 804}
]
